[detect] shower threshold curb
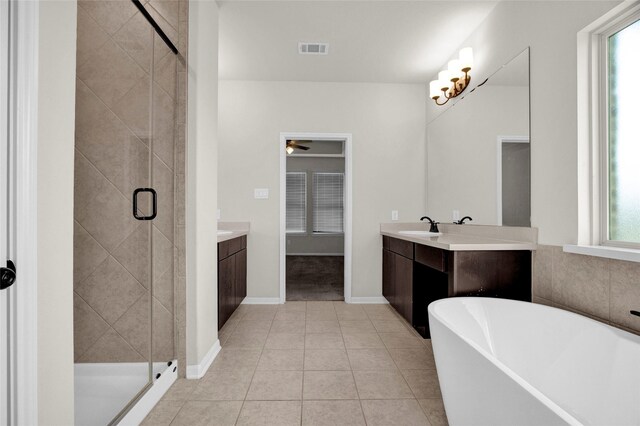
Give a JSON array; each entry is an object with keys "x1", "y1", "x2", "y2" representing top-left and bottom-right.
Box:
[{"x1": 117, "y1": 360, "x2": 178, "y2": 426}]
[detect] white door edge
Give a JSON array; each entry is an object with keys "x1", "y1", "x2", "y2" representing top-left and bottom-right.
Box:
[
  {"x1": 7, "y1": 1, "x2": 39, "y2": 424},
  {"x1": 1, "y1": 0, "x2": 11, "y2": 422}
]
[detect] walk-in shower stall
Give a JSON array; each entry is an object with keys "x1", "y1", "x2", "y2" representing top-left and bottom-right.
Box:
[{"x1": 73, "y1": 1, "x2": 184, "y2": 423}]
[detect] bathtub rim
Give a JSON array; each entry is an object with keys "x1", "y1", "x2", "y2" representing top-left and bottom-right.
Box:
[{"x1": 428, "y1": 297, "x2": 585, "y2": 426}]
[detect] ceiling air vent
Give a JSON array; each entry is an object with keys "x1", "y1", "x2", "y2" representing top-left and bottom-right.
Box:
[{"x1": 298, "y1": 42, "x2": 329, "y2": 55}]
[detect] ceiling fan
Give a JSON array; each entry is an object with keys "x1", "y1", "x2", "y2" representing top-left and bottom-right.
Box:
[{"x1": 286, "y1": 140, "x2": 312, "y2": 154}]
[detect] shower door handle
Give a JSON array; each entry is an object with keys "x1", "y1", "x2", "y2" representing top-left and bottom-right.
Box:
[{"x1": 133, "y1": 188, "x2": 157, "y2": 221}]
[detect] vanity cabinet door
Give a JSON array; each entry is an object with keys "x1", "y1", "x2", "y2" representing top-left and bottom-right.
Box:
[
  {"x1": 394, "y1": 253, "x2": 413, "y2": 324},
  {"x1": 218, "y1": 255, "x2": 236, "y2": 330},
  {"x1": 382, "y1": 237, "x2": 415, "y2": 325},
  {"x1": 383, "y1": 249, "x2": 395, "y2": 306},
  {"x1": 235, "y1": 248, "x2": 247, "y2": 306},
  {"x1": 382, "y1": 245, "x2": 414, "y2": 325}
]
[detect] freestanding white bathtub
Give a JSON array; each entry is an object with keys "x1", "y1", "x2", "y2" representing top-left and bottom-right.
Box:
[{"x1": 428, "y1": 297, "x2": 640, "y2": 426}]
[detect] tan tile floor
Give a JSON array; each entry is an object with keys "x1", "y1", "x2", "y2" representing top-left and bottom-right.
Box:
[{"x1": 143, "y1": 302, "x2": 449, "y2": 426}]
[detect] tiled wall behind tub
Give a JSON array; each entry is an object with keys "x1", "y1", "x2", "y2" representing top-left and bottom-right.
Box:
[
  {"x1": 73, "y1": 0, "x2": 188, "y2": 377},
  {"x1": 533, "y1": 245, "x2": 640, "y2": 335}
]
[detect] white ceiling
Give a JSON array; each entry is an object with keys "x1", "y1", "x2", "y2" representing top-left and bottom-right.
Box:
[{"x1": 218, "y1": 1, "x2": 499, "y2": 83}]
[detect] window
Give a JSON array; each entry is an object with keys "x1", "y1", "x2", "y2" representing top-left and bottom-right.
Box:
[
  {"x1": 286, "y1": 172, "x2": 306, "y2": 233},
  {"x1": 603, "y1": 15, "x2": 640, "y2": 245},
  {"x1": 313, "y1": 173, "x2": 344, "y2": 234}
]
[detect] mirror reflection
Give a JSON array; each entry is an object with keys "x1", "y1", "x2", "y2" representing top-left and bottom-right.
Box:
[{"x1": 427, "y1": 48, "x2": 530, "y2": 226}]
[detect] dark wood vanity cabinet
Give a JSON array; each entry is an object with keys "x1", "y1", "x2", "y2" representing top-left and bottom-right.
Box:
[
  {"x1": 382, "y1": 235, "x2": 531, "y2": 337},
  {"x1": 382, "y1": 237, "x2": 414, "y2": 325},
  {"x1": 218, "y1": 235, "x2": 247, "y2": 330}
]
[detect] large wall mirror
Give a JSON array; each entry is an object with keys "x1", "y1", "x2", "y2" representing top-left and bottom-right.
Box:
[{"x1": 427, "y1": 47, "x2": 530, "y2": 226}]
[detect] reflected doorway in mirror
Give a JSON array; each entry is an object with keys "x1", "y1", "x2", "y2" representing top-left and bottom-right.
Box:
[{"x1": 497, "y1": 136, "x2": 531, "y2": 226}]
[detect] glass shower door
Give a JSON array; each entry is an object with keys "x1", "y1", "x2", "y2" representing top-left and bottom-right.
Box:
[
  {"x1": 74, "y1": 1, "x2": 178, "y2": 422},
  {"x1": 74, "y1": 12, "x2": 155, "y2": 426}
]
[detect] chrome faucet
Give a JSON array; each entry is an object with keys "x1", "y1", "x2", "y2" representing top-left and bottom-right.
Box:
[
  {"x1": 420, "y1": 216, "x2": 440, "y2": 233},
  {"x1": 455, "y1": 216, "x2": 473, "y2": 225}
]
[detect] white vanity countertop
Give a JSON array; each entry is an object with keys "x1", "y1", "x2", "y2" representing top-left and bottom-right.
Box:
[
  {"x1": 218, "y1": 221, "x2": 250, "y2": 243},
  {"x1": 380, "y1": 222, "x2": 537, "y2": 251}
]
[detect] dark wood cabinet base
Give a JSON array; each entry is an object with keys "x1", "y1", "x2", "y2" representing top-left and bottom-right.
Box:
[
  {"x1": 218, "y1": 235, "x2": 247, "y2": 330},
  {"x1": 382, "y1": 235, "x2": 531, "y2": 338}
]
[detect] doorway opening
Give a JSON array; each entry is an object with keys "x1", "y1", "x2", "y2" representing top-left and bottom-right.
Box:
[
  {"x1": 497, "y1": 136, "x2": 530, "y2": 226},
  {"x1": 279, "y1": 133, "x2": 352, "y2": 303}
]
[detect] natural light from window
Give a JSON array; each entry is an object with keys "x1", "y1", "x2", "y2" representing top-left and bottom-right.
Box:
[{"x1": 608, "y1": 18, "x2": 640, "y2": 244}]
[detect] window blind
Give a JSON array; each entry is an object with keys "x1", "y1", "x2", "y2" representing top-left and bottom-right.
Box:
[
  {"x1": 286, "y1": 172, "x2": 307, "y2": 233},
  {"x1": 313, "y1": 173, "x2": 344, "y2": 234}
]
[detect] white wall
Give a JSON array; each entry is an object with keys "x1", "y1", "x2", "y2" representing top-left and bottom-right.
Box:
[
  {"x1": 426, "y1": 0, "x2": 619, "y2": 245},
  {"x1": 427, "y1": 85, "x2": 528, "y2": 224},
  {"x1": 186, "y1": 0, "x2": 219, "y2": 367},
  {"x1": 218, "y1": 81, "x2": 426, "y2": 299},
  {"x1": 37, "y1": 1, "x2": 77, "y2": 423}
]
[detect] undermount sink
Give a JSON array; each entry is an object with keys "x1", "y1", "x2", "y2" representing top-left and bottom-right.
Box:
[
  {"x1": 217, "y1": 230, "x2": 233, "y2": 236},
  {"x1": 398, "y1": 230, "x2": 443, "y2": 237}
]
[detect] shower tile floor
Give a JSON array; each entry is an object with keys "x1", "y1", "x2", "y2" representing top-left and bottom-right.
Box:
[{"x1": 143, "y1": 302, "x2": 449, "y2": 425}]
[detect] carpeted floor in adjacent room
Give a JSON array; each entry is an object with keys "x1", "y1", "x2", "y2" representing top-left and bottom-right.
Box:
[{"x1": 286, "y1": 256, "x2": 344, "y2": 301}]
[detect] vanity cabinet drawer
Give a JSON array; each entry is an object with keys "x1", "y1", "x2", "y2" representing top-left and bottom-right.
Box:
[
  {"x1": 228, "y1": 235, "x2": 243, "y2": 256},
  {"x1": 218, "y1": 240, "x2": 229, "y2": 260},
  {"x1": 389, "y1": 237, "x2": 414, "y2": 259},
  {"x1": 415, "y1": 244, "x2": 447, "y2": 272},
  {"x1": 219, "y1": 235, "x2": 246, "y2": 260}
]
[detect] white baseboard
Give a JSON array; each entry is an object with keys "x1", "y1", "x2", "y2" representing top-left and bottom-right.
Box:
[
  {"x1": 349, "y1": 297, "x2": 389, "y2": 304},
  {"x1": 286, "y1": 253, "x2": 345, "y2": 256},
  {"x1": 241, "y1": 297, "x2": 281, "y2": 304},
  {"x1": 117, "y1": 361, "x2": 177, "y2": 426},
  {"x1": 240, "y1": 297, "x2": 387, "y2": 305},
  {"x1": 186, "y1": 340, "x2": 221, "y2": 379}
]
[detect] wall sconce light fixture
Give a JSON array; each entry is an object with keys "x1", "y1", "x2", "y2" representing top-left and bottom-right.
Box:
[{"x1": 429, "y1": 47, "x2": 473, "y2": 106}]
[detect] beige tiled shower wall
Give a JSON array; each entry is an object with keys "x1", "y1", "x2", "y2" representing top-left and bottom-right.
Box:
[
  {"x1": 533, "y1": 245, "x2": 640, "y2": 335},
  {"x1": 73, "y1": 0, "x2": 187, "y2": 375}
]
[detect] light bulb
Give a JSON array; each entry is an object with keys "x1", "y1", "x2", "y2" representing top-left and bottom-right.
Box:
[
  {"x1": 447, "y1": 59, "x2": 462, "y2": 81},
  {"x1": 438, "y1": 71, "x2": 452, "y2": 90},
  {"x1": 429, "y1": 80, "x2": 442, "y2": 99},
  {"x1": 459, "y1": 47, "x2": 473, "y2": 71},
  {"x1": 286, "y1": 146, "x2": 294, "y2": 154}
]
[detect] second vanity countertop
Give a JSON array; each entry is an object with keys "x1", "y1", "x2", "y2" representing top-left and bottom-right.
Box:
[
  {"x1": 218, "y1": 221, "x2": 250, "y2": 243},
  {"x1": 380, "y1": 222, "x2": 537, "y2": 251}
]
